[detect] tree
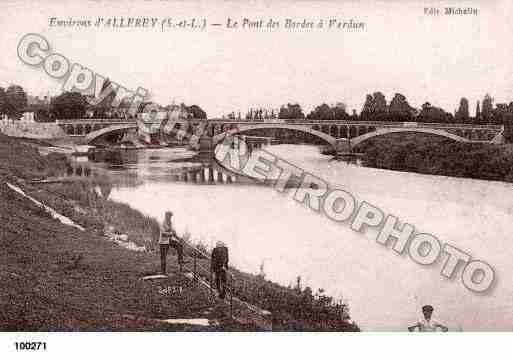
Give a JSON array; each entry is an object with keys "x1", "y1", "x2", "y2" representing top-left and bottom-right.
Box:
[
  {"x1": 373, "y1": 92, "x2": 387, "y2": 119},
  {"x1": 278, "y1": 103, "x2": 305, "y2": 119},
  {"x1": 455, "y1": 97, "x2": 469, "y2": 123},
  {"x1": 34, "y1": 108, "x2": 52, "y2": 122},
  {"x1": 50, "y1": 92, "x2": 88, "y2": 119},
  {"x1": 0, "y1": 87, "x2": 6, "y2": 115},
  {"x1": 360, "y1": 92, "x2": 388, "y2": 121},
  {"x1": 389, "y1": 93, "x2": 416, "y2": 122},
  {"x1": 186, "y1": 104, "x2": 207, "y2": 119},
  {"x1": 482, "y1": 94, "x2": 493, "y2": 123},
  {"x1": 333, "y1": 102, "x2": 349, "y2": 121},
  {"x1": 417, "y1": 102, "x2": 453, "y2": 123},
  {"x1": 360, "y1": 94, "x2": 373, "y2": 120},
  {"x1": 492, "y1": 102, "x2": 513, "y2": 127},
  {"x1": 502, "y1": 105, "x2": 513, "y2": 143},
  {"x1": 5, "y1": 84, "x2": 28, "y2": 120},
  {"x1": 307, "y1": 102, "x2": 349, "y2": 121},
  {"x1": 307, "y1": 103, "x2": 333, "y2": 121},
  {"x1": 491, "y1": 102, "x2": 513, "y2": 143},
  {"x1": 475, "y1": 100, "x2": 481, "y2": 123}
]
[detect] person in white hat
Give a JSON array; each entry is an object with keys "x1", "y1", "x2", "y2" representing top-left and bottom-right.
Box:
[{"x1": 408, "y1": 305, "x2": 448, "y2": 332}]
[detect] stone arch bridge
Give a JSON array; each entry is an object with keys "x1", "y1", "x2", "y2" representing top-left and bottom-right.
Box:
[{"x1": 58, "y1": 119, "x2": 505, "y2": 153}]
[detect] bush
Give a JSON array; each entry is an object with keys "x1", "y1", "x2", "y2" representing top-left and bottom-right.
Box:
[{"x1": 359, "y1": 134, "x2": 513, "y2": 183}]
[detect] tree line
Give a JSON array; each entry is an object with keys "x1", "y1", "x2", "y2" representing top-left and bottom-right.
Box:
[
  {"x1": 277, "y1": 92, "x2": 513, "y2": 126},
  {"x1": 3, "y1": 82, "x2": 513, "y2": 128},
  {"x1": 0, "y1": 81, "x2": 207, "y2": 121}
]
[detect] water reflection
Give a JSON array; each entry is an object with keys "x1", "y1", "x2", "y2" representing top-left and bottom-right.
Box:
[
  {"x1": 66, "y1": 161, "x2": 93, "y2": 178},
  {"x1": 65, "y1": 147, "x2": 255, "y2": 190},
  {"x1": 169, "y1": 166, "x2": 237, "y2": 184}
]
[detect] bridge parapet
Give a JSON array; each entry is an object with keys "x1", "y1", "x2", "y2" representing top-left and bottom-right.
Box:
[
  {"x1": 203, "y1": 119, "x2": 503, "y2": 141},
  {"x1": 56, "y1": 118, "x2": 136, "y2": 123},
  {"x1": 78, "y1": 118, "x2": 506, "y2": 147},
  {"x1": 56, "y1": 119, "x2": 135, "y2": 137}
]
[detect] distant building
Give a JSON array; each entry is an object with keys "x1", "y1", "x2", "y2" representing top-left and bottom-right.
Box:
[
  {"x1": 165, "y1": 104, "x2": 193, "y2": 120},
  {"x1": 21, "y1": 112, "x2": 36, "y2": 122},
  {"x1": 27, "y1": 95, "x2": 51, "y2": 106}
]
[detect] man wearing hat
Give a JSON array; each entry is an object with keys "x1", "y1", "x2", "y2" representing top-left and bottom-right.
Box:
[
  {"x1": 211, "y1": 241, "x2": 229, "y2": 299},
  {"x1": 408, "y1": 305, "x2": 448, "y2": 332},
  {"x1": 159, "y1": 211, "x2": 184, "y2": 274}
]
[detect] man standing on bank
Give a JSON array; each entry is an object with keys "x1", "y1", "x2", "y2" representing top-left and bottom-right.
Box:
[
  {"x1": 159, "y1": 211, "x2": 184, "y2": 275},
  {"x1": 211, "y1": 241, "x2": 229, "y2": 299},
  {"x1": 408, "y1": 305, "x2": 448, "y2": 332}
]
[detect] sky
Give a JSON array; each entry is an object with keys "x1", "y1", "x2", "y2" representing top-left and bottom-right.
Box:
[{"x1": 0, "y1": 0, "x2": 512, "y2": 117}]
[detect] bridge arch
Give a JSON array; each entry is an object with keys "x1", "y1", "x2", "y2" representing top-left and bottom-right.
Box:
[
  {"x1": 351, "y1": 127, "x2": 471, "y2": 147},
  {"x1": 330, "y1": 125, "x2": 339, "y2": 138},
  {"x1": 211, "y1": 123, "x2": 338, "y2": 150},
  {"x1": 84, "y1": 124, "x2": 137, "y2": 144}
]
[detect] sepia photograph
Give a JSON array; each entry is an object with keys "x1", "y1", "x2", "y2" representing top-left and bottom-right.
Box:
[{"x1": 0, "y1": 0, "x2": 512, "y2": 356}]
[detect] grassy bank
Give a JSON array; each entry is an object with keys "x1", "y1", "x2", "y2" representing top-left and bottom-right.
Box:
[
  {"x1": 0, "y1": 133, "x2": 358, "y2": 331},
  {"x1": 354, "y1": 133, "x2": 513, "y2": 183},
  {"x1": 0, "y1": 135, "x2": 240, "y2": 330},
  {"x1": 0, "y1": 134, "x2": 68, "y2": 180},
  {"x1": 0, "y1": 180, "x2": 218, "y2": 330}
]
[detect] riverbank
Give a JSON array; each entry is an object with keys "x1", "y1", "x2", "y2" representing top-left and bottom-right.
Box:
[
  {"x1": 0, "y1": 119, "x2": 65, "y2": 139},
  {"x1": 0, "y1": 134, "x2": 358, "y2": 331},
  {"x1": 351, "y1": 133, "x2": 513, "y2": 183}
]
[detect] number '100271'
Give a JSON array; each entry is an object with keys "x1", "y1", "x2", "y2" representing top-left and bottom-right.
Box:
[{"x1": 15, "y1": 342, "x2": 47, "y2": 350}]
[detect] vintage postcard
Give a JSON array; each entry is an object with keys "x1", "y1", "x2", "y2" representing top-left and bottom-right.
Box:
[{"x1": 0, "y1": 0, "x2": 512, "y2": 356}]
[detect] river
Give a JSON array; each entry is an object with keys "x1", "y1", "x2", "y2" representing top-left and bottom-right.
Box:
[{"x1": 71, "y1": 144, "x2": 513, "y2": 331}]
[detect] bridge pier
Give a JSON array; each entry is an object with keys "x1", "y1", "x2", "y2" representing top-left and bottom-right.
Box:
[
  {"x1": 217, "y1": 170, "x2": 224, "y2": 183},
  {"x1": 334, "y1": 138, "x2": 351, "y2": 154},
  {"x1": 207, "y1": 167, "x2": 215, "y2": 182},
  {"x1": 199, "y1": 135, "x2": 214, "y2": 153}
]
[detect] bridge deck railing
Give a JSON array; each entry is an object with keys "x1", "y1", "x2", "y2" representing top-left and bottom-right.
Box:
[
  {"x1": 55, "y1": 118, "x2": 503, "y2": 130},
  {"x1": 205, "y1": 118, "x2": 503, "y2": 130},
  {"x1": 56, "y1": 118, "x2": 137, "y2": 124}
]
